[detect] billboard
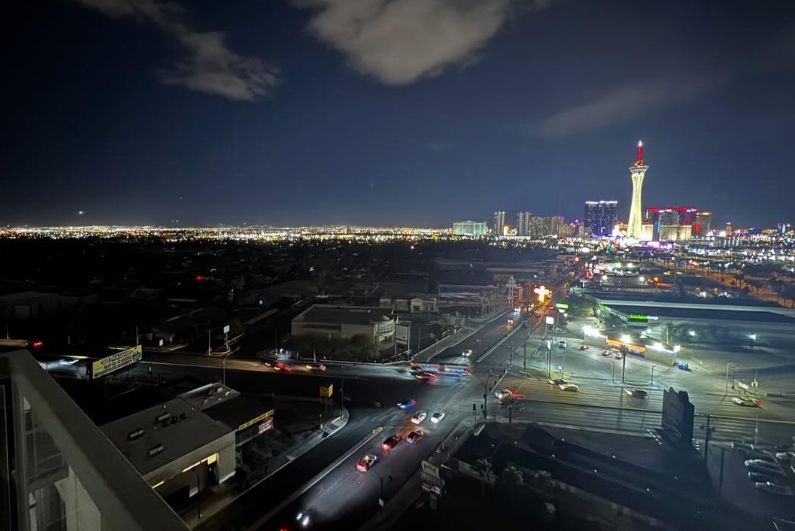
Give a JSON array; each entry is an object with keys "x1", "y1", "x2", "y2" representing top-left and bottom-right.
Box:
[
  {"x1": 661, "y1": 387, "x2": 695, "y2": 447},
  {"x1": 320, "y1": 384, "x2": 334, "y2": 398},
  {"x1": 395, "y1": 324, "x2": 410, "y2": 346},
  {"x1": 91, "y1": 345, "x2": 142, "y2": 379}
]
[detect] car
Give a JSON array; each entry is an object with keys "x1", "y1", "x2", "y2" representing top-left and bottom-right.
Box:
[
  {"x1": 408, "y1": 366, "x2": 424, "y2": 374},
  {"x1": 745, "y1": 457, "x2": 781, "y2": 468},
  {"x1": 305, "y1": 362, "x2": 326, "y2": 371},
  {"x1": 601, "y1": 350, "x2": 611, "y2": 356},
  {"x1": 416, "y1": 372, "x2": 437, "y2": 382},
  {"x1": 559, "y1": 384, "x2": 580, "y2": 392},
  {"x1": 625, "y1": 388, "x2": 648, "y2": 398},
  {"x1": 754, "y1": 482, "x2": 794, "y2": 496},
  {"x1": 431, "y1": 411, "x2": 445, "y2": 423},
  {"x1": 268, "y1": 361, "x2": 291, "y2": 372},
  {"x1": 578, "y1": 345, "x2": 590, "y2": 351},
  {"x1": 462, "y1": 349, "x2": 473, "y2": 357},
  {"x1": 411, "y1": 412, "x2": 427, "y2": 424},
  {"x1": 397, "y1": 399, "x2": 416, "y2": 409},
  {"x1": 732, "y1": 396, "x2": 762, "y2": 407},
  {"x1": 614, "y1": 354, "x2": 622, "y2": 360},
  {"x1": 494, "y1": 389, "x2": 512, "y2": 400},
  {"x1": 356, "y1": 454, "x2": 378, "y2": 472},
  {"x1": 382, "y1": 435, "x2": 402, "y2": 450},
  {"x1": 749, "y1": 471, "x2": 779, "y2": 483},
  {"x1": 557, "y1": 340, "x2": 567, "y2": 349},
  {"x1": 296, "y1": 511, "x2": 311, "y2": 528},
  {"x1": 407, "y1": 430, "x2": 423, "y2": 444},
  {"x1": 548, "y1": 378, "x2": 568, "y2": 385},
  {"x1": 746, "y1": 463, "x2": 787, "y2": 477},
  {"x1": 507, "y1": 318, "x2": 515, "y2": 325}
]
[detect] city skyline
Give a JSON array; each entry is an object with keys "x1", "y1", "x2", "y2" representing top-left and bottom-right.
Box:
[{"x1": 4, "y1": 1, "x2": 795, "y2": 228}]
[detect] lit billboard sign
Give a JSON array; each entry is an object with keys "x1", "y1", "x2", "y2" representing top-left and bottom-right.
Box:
[
  {"x1": 628, "y1": 314, "x2": 659, "y2": 321},
  {"x1": 91, "y1": 345, "x2": 142, "y2": 379}
]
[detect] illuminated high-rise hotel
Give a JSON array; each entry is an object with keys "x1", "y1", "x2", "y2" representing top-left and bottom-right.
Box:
[{"x1": 627, "y1": 141, "x2": 648, "y2": 239}]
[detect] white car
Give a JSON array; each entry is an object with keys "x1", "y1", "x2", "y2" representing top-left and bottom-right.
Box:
[
  {"x1": 411, "y1": 412, "x2": 427, "y2": 424},
  {"x1": 462, "y1": 349, "x2": 473, "y2": 357},
  {"x1": 494, "y1": 389, "x2": 512, "y2": 400},
  {"x1": 296, "y1": 511, "x2": 311, "y2": 528},
  {"x1": 431, "y1": 411, "x2": 445, "y2": 423}
]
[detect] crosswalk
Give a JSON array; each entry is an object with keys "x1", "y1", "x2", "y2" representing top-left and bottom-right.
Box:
[{"x1": 487, "y1": 374, "x2": 795, "y2": 445}]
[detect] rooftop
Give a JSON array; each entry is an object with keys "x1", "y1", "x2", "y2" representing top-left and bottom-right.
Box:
[
  {"x1": 293, "y1": 304, "x2": 393, "y2": 325},
  {"x1": 100, "y1": 398, "x2": 234, "y2": 477}
]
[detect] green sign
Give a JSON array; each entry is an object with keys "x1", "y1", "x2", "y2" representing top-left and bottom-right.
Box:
[
  {"x1": 629, "y1": 314, "x2": 659, "y2": 321},
  {"x1": 555, "y1": 303, "x2": 569, "y2": 310}
]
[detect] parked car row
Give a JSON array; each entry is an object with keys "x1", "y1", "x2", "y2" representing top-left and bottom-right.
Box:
[{"x1": 741, "y1": 451, "x2": 794, "y2": 497}]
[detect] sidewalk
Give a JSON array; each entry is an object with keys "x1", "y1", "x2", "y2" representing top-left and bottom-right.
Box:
[{"x1": 180, "y1": 405, "x2": 349, "y2": 528}]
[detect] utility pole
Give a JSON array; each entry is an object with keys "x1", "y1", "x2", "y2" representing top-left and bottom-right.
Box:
[
  {"x1": 207, "y1": 329, "x2": 212, "y2": 356},
  {"x1": 621, "y1": 348, "x2": 627, "y2": 383}
]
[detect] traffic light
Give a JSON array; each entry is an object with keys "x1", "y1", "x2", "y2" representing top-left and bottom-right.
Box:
[{"x1": 473, "y1": 404, "x2": 477, "y2": 412}]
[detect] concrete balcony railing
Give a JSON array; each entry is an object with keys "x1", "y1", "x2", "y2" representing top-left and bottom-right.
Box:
[{"x1": 0, "y1": 350, "x2": 189, "y2": 531}]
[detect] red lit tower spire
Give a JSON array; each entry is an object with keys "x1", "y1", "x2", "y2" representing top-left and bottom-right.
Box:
[{"x1": 637, "y1": 140, "x2": 643, "y2": 165}]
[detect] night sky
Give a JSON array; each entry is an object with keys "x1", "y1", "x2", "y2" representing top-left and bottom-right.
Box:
[{"x1": 3, "y1": 0, "x2": 795, "y2": 228}]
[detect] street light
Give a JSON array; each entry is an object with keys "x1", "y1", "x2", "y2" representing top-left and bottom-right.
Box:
[{"x1": 620, "y1": 334, "x2": 631, "y2": 343}]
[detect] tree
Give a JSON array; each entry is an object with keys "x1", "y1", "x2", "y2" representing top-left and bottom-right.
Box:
[
  {"x1": 498, "y1": 465, "x2": 524, "y2": 490},
  {"x1": 474, "y1": 457, "x2": 493, "y2": 497}
]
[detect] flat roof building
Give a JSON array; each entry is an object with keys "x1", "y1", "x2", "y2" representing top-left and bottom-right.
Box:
[{"x1": 292, "y1": 304, "x2": 395, "y2": 344}]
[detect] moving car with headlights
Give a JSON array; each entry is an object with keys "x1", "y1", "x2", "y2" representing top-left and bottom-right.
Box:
[
  {"x1": 416, "y1": 372, "x2": 437, "y2": 382},
  {"x1": 462, "y1": 349, "x2": 473, "y2": 357},
  {"x1": 295, "y1": 511, "x2": 311, "y2": 528},
  {"x1": 407, "y1": 430, "x2": 423, "y2": 445},
  {"x1": 397, "y1": 399, "x2": 416, "y2": 409},
  {"x1": 356, "y1": 454, "x2": 378, "y2": 472},
  {"x1": 382, "y1": 435, "x2": 402, "y2": 451},
  {"x1": 265, "y1": 361, "x2": 292, "y2": 372},
  {"x1": 494, "y1": 389, "x2": 513, "y2": 400},
  {"x1": 431, "y1": 411, "x2": 445, "y2": 423},
  {"x1": 559, "y1": 383, "x2": 580, "y2": 392},
  {"x1": 305, "y1": 362, "x2": 326, "y2": 371},
  {"x1": 548, "y1": 378, "x2": 568, "y2": 386},
  {"x1": 411, "y1": 412, "x2": 427, "y2": 424},
  {"x1": 578, "y1": 345, "x2": 590, "y2": 351},
  {"x1": 625, "y1": 388, "x2": 648, "y2": 398},
  {"x1": 732, "y1": 396, "x2": 762, "y2": 407}
]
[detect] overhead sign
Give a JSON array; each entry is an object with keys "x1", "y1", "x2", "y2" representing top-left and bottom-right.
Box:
[
  {"x1": 223, "y1": 325, "x2": 230, "y2": 334},
  {"x1": 395, "y1": 324, "x2": 409, "y2": 346},
  {"x1": 545, "y1": 316, "x2": 555, "y2": 325},
  {"x1": 320, "y1": 384, "x2": 334, "y2": 398},
  {"x1": 91, "y1": 345, "x2": 142, "y2": 379},
  {"x1": 555, "y1": 303, "x2": 569, "y2": 310}
]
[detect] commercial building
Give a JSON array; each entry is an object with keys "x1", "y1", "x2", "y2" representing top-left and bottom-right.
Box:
[
  {"x1": 452, "y1": 221, "x2": 488, "y2": 236},
  {"x1": 529, "y1": 216, "x2": 566, "y2": 238},
  {"x1": 644, "y1": 207, "x2": 698, "y2": 242},
  {"x1": 292, "y1": 304, "x2": 395, "y2": 344},
  {"x1": 493, "y1": 211, "x2": 506, "y2": 236},
  {"x1": 695, "y1": 211, "x2": 712, "y2": 236},
  {"x1": 627, "y1": 141, "x2": 648, "y2": 239},
  {"x1": 584, "y1": 201, "x2": 618, "y2": 236},
  {"x1": 516, "y1": 211, "x2": 532, "y2": 237}
]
